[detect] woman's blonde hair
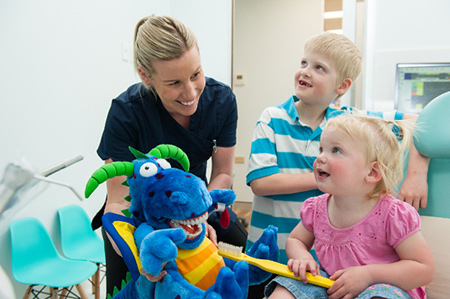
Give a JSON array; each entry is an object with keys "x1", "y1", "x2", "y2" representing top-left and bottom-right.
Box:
[
  {"x1": 133, "y1": 15, "x2": 198, "y2": 89},
  {"x1": 325, "y1": 113, "x2": 415, "y2": 200},
  {"x1": 304, "y1": 32, "x2": 362, "y2": 86}
]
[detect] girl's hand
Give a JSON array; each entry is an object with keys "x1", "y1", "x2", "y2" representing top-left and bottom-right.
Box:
[
  {"x1": 287, "y1": 258, "x2": 320, "y2": 284},
  {"x1": 327, "y1": 266, "x2": 372, "y2": 299}
]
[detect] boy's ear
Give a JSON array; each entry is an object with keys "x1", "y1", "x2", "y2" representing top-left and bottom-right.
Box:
[
  {"x1": 336, "y1": 78, "x2": 352, "y2": 95},
  {"x1": 366, "y1": 161, "x2": 383, "y2": 184}
]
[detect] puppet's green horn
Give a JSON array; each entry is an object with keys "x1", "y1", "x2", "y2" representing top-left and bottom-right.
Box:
[
  {"x1": 85, "y1": 161, "x2": 134, "y2": 198},
  {"x1": 129, "y1": 147, "x2": 148, "y2": 159},
  {"x1": 148, "y1": 144, "x2": 190, "y2": 172}
]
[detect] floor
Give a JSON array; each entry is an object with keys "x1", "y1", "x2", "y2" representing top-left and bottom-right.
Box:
[{"x1": 232, "y1": 201, "x2": 252, "y2": 232}]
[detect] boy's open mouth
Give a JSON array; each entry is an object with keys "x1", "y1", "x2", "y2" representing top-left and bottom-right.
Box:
[{"x1": 299, "y1": 80, "x2": 312, "y2": 87}]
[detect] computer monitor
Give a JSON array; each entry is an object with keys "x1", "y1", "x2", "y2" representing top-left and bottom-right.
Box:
[{"x1": 394, "y1": 63, "x2": 450, "y2": 113}]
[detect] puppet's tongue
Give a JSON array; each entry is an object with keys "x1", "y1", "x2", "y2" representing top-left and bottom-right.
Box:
[
  {"x1": 220, "y1": 208, "x2": 230, "y2": 228},
  {"x1": 180, "y1": 223, "x2": 199, "y2": 235}
]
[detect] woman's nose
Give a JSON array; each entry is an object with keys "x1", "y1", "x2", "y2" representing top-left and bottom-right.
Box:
[{"x1": 183, "y1": 82, "x2": 197, "y2": 101}]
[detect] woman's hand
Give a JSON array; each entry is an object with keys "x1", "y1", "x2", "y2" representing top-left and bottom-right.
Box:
[
  {"x1": 205, "y1": 223, "x2": 218, "y2": 247},
  {"x1": 141, "y1": 263, "x2": 168, "y2": 282}
]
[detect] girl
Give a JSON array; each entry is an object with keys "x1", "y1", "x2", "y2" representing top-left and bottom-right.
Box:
[{"x1": 267, "y1": 113, "x2": 434, "y2": 299}]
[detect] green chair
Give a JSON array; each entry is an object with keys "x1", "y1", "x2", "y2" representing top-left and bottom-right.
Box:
[
  {"x1": 58, "y1": 204, "x2": 106, "y2": 299},
  {"x1": 10, "y1": 217, "x2": 97, "y2": 299},
  {"x1": 412, "y1": 91, "x2": 450, "y2": 299}
]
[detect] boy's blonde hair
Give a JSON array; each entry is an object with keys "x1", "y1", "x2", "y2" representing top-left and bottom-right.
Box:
[
  {"x1": 133, "y1": 15, "x2": 198, "y2": 90},
  {"x1": 305, "y1": 32, "x2": 362, "y2": 86},
  {"x1": 325, "y1": 113, "x2": 414, "y2": 200}
]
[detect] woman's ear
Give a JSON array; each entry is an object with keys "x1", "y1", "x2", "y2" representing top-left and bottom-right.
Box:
[
  {"x1": 365, "y1": 161, "x2": 383, "y2": 184},
  {"x1": 336, "y1": 78, "x2": 352, "y2": 95},
  {"x1": 137, "y1": 66, "x2": 152, "y2": 86}
]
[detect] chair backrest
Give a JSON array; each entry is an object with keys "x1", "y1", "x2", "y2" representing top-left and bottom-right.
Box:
[
  {"x1": 10, "y1": 217, "x2": 62, "y2": 281},
  {"x1": 58, "y1": 204, "x2": 104, "y2": 262},
  {"x1": 413, "y1": 91, "x2": 450, "y2": 299}
]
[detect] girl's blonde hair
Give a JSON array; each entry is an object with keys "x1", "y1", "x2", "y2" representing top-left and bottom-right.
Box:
[
  {"x1": 133, "y1": 15, "x2": 198, "y2": 90},
  {"x1": 325, "y1": 113, "x2": 415, "y2": 200}
]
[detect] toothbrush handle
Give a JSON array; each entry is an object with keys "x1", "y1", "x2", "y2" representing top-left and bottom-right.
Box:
[{"x1": 243, "y1": 254, "x2": 334, "y2": 288}]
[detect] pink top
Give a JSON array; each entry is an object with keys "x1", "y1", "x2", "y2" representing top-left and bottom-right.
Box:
[{"x1": 301, "y1": 193, "x2": 426, "y2": 299}]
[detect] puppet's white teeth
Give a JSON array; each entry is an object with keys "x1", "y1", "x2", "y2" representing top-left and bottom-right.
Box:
[{"x1": 174, "y1": 212, "x2": 208, "y2": 226}]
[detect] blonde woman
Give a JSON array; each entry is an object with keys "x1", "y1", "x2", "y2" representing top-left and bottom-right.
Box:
[{"x1": 92, "y1": 15, "x2": 247, "y2": 296}]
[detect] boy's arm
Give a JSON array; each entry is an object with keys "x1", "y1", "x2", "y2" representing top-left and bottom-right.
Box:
[
  {"x1": 247, "y1": 107, "x2": 317, "y2": 196},
  {"x1": 249, "y1": 172, "x2": 316, "y2": 196},
  {"x1": 399, "y1": 113, "x2": 430, "y2": 210}
]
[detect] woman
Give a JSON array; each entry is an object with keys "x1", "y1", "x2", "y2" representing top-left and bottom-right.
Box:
[{"x1": 91, "y1": 15, "x2": 247, "y2": 296}]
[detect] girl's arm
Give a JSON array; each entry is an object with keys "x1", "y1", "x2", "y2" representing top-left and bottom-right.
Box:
[
  {"x1": 285, "y1": 222, "x2": 320, "y2": 283},
  {"x1": 327, "y1": 231, "x2": 434, "y2": 299}
]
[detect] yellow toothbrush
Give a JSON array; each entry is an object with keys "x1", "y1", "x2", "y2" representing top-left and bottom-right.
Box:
[{"x1": 217, "y1": 242, "x2": 334, "y2": 288}]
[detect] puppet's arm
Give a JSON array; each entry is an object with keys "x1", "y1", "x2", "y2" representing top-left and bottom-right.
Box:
[
  {"x1": 222, "y1": 225, "x2": 279, "y2": 285},
  {"x1": 137, "y1": 225, "x2": 186, "y2": 276}
]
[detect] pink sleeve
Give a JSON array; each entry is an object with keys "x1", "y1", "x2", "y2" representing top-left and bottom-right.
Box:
[
  {"x1": 386, "y1": 200, "x2": 421, "y2": 248},
  {"x1": 300, "y1": 197, "x2": 317, "y2": 233}
]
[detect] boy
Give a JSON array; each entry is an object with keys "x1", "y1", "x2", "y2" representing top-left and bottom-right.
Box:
[{"x1": 246, "y1": 32, "x2": 429, "y2": 267}]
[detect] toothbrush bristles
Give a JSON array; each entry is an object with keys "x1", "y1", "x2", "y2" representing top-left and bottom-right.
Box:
[{"x1": 218, "y1": 241, "x2": 243, "y2": 256}]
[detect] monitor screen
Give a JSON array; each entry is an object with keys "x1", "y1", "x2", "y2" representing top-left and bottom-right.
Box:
[{"x1": 394, "y1": 63, "x2": 450, "y2": 113}]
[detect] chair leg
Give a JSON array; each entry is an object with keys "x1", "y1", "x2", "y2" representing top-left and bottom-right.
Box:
[
  {"x1": 75, "y1": 284, "x2": 88, "y2": 299},
  {"x1": 93, "y1": 265, "x2": 100, "y2": 299},
  {"x1": 50, "y1": 287, "x2": 58, "y2": 299},
  {"x1": 59, "y1": 287, "x2": 68, "y2": 299},
  {"x1": 23, "y1": 285, "x2": 33, "y2": 299}
]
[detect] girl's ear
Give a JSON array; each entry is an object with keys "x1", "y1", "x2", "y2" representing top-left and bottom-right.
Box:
[
  {"x1": 366, "y1": 161, "x2": 383, "y2": 184},
  {"x1": 336, "y1": 78, "x2": 352, "y2": 95},
  {"x1": 138, "y1": 66, "x2": 152, "y2": 86}
]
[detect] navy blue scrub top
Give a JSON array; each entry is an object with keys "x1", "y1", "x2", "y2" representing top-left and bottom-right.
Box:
[{"x1": 97, "y1": 77, "x2": 238, "y2": 183}]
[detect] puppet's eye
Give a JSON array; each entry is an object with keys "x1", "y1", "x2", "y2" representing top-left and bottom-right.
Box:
[
  {"x1": 139, "y1": 162, "x2": 158, "y2": 177},
  {"x1": 157, "y1": 159, "x2": 171, "y2": 170}
]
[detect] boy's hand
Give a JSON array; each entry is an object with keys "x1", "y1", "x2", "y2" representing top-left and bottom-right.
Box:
[
  {"x1": 287, "y1": 258, "x2": 320, "y2": 284},
  {"x1": 398, "y1": 174, "x2": 428, "y2": 210},
  {"x1": 399, "y1": 144, "x2": 430, "y2": 210},
  {"x1": 327, "y1": 266, "x2": 372, "y2": 299}
]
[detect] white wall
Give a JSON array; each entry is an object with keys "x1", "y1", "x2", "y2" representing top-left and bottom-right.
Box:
[
  {"x1": 0, "y1": 1, "x2": 231, "y2": 297},
  {"x1": 363, "y1": 0, "x2": 450, "y2": 111},
  {"x1": 232, "y1": 0, "x2": 324, "y2": 203}
]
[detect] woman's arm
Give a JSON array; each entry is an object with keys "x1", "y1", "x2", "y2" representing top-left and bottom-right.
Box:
[
  {"x1": 208, "y1": 145, "x2": 235, "y2": 191},
  {"x1": 104, "y1": 158, "x2": 131, "y2": 215}
]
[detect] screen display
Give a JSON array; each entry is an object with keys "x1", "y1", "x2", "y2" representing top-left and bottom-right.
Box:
[{"x1": 394, "y1": 63, "x2": 450, "y2": 113}]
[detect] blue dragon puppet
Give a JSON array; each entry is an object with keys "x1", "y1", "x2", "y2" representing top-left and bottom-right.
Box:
[{"x1": 85, "y1": 144, "x2": 278, "y2": 299}]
